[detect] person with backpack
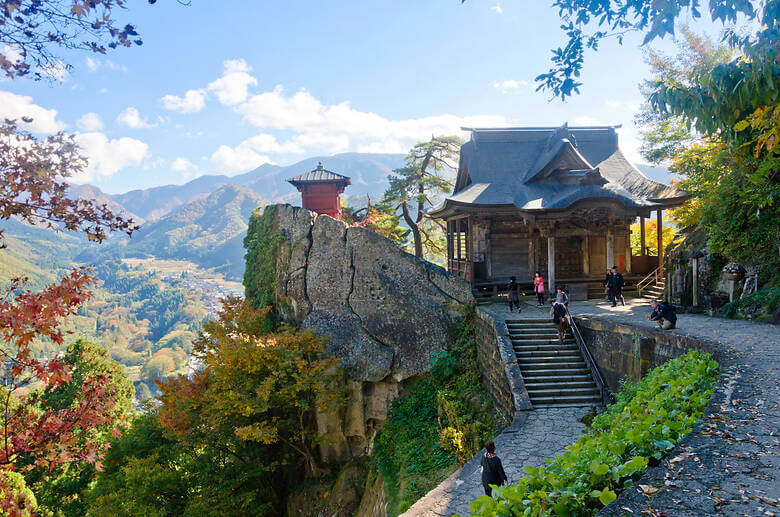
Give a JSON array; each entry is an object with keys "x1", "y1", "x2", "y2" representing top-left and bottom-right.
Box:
[
  {"x1": 554, "y1": 286, "x2": 569, "y2": 306},
  {"x1": 647, "y1": 299, "x2": 677, "y2": 330},
  {"x1": 480, "y1": 439, "x2": 508, "y2": 496},
  {"x1": 550, "y1": 301, "x2": 568, "y2": 344},
  {"x1": 507, "y1": 276, "x2": 520, "y2": 313}
]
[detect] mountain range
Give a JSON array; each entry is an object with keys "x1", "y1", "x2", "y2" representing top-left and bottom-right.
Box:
[
  {"x1": 71, "y1": 152, "x2": 406, "y2": 223},
  {"x1": 12, "y1": 153, "x2": 670, "y2": 281}
]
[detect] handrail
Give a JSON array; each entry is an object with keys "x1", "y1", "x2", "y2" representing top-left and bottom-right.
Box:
[
  {"x1": 564, "y1": 306, "x2": 612, "y2": 406},
  {"x1": 636, "y1": 266, "x2": 660, "y2": 297}
]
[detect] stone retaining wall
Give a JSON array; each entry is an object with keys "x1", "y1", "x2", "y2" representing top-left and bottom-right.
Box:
[
  {"x1": 574, "y1": 315, "x2": 719, "y2": 392},
  {"x1": 474, "y1": 308, "x2": 532, "y2": 422}
]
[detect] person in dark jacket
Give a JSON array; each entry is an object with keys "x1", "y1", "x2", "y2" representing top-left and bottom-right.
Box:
[
  {"x1": 604, "y1": 269, "x2": 613, "y2": 302},
  {"x1": 480, "y1": 439, "x2": 508, "y2": 496},
  {"x1": 609, "y1": 267, "x2": 625, "y2": 306},
  {"x1": 647, "y1": 300, "x2": 677, "y2": 329},
  {"x1": 551, "y1": 301, "x2": 568, "y2": 343},
  {"x1": 507, "y1": 276, "x2": 520, "y2": 313}
]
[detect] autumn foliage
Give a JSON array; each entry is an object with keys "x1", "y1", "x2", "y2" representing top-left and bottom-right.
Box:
[{"x1": 86, "y1": 297, "x2": 345, "y2": 516}]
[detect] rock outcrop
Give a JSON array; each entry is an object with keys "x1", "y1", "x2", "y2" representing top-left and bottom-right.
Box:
[{"x1": 269, "y1": 204, "x2": 473, "y2": 383}]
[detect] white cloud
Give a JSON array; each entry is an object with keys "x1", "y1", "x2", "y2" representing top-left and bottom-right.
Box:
[
  {"x1": 210, "y1": 144, "x2": 272, "y2": 173},
  {"x1": 573, "y1": 115, "x2": 602, "y2": 126},
  {"x1": 231, "y1": 85, "x2": 509, "y2": 157},
  {"x1": 491, "y1": 79, "x2": 530, "y2": 94},
  {"x1": 605, "y1": 99, "x2": 640, "y2": 113},
  {"x1": 85, "y1": 57, "x2": 126, "y2": 73},
  {"x1": 170, "y1": 157, "x2": 203, "y2": 179},
  {"x1": 0, "y1": 91, "x2": 66, "y2": 133},
  {"x1": 116, "y1": 107, "x2": 157, "y2": 129},
  {"x1": 490, "y1": 5, "x2": 503, "y2": 14},
  {"x1": 73, "y1": 132, "x2": 149, "y2": 182},
  {"x1": 2, "y1": 45, "x2": 23, "y2": 65},
  {"x1": 160, "y1": 89, "x2": 206, "y2": 113},
  {"x1": 207, "y1": 58, "x2": 257, "y2": 106},
  {"x1": 86, "y1": 57, "x2": 100, "y2": 72},
  {"x1": 41, "y1": 61, "x2": 69, "y2": 82},
  {"x1": 77, "y1": 112, "x2": 104, "y2": 131}
]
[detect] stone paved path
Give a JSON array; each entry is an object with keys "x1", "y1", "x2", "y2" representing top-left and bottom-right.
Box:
[
  {"x1": 567, "y1": 298, "x2": 779, "y2": 517},
  {"x1": 401, "y1": 407, "x2": 591, "y2": 517},
  {"x1": 404, "y1": 297, "x2": 778, "y2": 516}
]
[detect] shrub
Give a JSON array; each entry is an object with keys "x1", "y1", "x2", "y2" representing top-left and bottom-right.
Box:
[
  {"x1": 469, "y1": 351, "x2": 719, "y2": 516},
  {"x1": 370, "y1": 308, "x2": 501, "y2": 515}
]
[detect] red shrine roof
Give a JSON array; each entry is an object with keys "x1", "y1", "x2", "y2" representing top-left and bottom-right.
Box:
[{"x1": 286, "y1": 162, "x2": 351, "y2": 189}]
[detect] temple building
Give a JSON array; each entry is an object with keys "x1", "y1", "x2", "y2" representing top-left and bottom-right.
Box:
[
  {"x1": 429, "y1": 124, "x2": 686, "y2": 298},
  {"x1": 287, "y1": 162, "x2": 351, "y2": 220}
]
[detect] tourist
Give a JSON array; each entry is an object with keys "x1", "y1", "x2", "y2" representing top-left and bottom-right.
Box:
[
  {"x1": 609, "y1": 267, "x2": 625, "y2": 307},
  {"x1": 554, "y1": 286, "x2": 569, "y2": 306},
  {"x1": 647, "y1": 300, "x2": 677, "y2": 330},
  {"x1": 533, "y1": 272, "x2": 545, "y2": 306},
  {"x1": 551, "y1": 301, "x2": 568, "y2": 344},
  {"x1": 604, "y1": 268, "x2": 613, "y2": 302},
  {"x1": 480, "y1": 439, "x2": 508, "y2": 496},
  {"x1": 507, "y1": 276, "x2": 520, "y2": 313}
]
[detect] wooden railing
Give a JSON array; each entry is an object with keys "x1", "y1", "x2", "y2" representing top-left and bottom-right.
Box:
[
  {"x1": 636, "y1": 266, "x2": 660, "y2": 298},
  {"x1": 565, "y1": 306, "x2": 612, "y2": 406}
]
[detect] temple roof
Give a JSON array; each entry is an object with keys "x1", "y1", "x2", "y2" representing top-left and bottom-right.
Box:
[
  {"x1": 286, "y1": 162, "x2": 351, "y2": 188},
  {"x1": 430, "y1": 124, "x2": 685, "y2": 217}
]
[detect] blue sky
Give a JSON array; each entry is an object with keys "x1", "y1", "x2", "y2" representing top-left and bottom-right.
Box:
[{"x1": 0, "y1": 1, "x2": 725, "y2": 194}]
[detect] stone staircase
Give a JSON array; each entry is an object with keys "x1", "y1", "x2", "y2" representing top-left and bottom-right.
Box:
[
  {"x1": 641, "y1": 279, "x2": 665, "y2": 300},
  {"x1": 507, "y1": 318, "x2": 602, "y2": 408}
]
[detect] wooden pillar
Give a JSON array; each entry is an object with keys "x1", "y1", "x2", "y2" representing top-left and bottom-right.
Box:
[
  {"x1": 606, "y1": 229, "x2": 614, "y2": 269},
  {"x1": 467, "y1": 216, "x2": 474, "y2": 283},
  {"x1": 528, "y1": 238, "x2": 536, "y2": 278},
  {"x1": 547, "y1": 236, "x2": 555, "y2": 296},
  {"x1": 656, "y1": 209, "x2": 663, "y2": 272},
  {"x1": 625, "y1": 232, "x2": 632, "y2": 273},
  {"x1": 582, "y1": 234, "x2": 590, "y2": 276},
  {"x1": 485, "y1": 220, "x2": 492, "y2": 280},
  {"x1": 692, "y1": 257, "x2": 699, "y2": 306},
  {"x1": 639, "y1": 216, "x2": 646, "y2": 256}
]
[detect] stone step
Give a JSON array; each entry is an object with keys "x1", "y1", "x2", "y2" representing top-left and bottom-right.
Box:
[
  {"x1": 521, "y1": 367, "x2": 592, "y2": 377},
  {"x1": 508, "y1": 325, "x2": 561, "y2": 331},
  {"x1": 529, "y1": 393, "x2": 602, "y2": 405},
  {"x1": 510, "y1": 332, "x2": 568, "y2": 339},
  {"x1": 518, "y1": 359, "x2": 588, "y2": 369},
  {"x1": 532, "y1": 401, "x2": 602, "y2": 408},
  {"x1": 515, "y1": 350, "x2": 582, "y2": 360},
  {"x1": 511, "y1": 339, "x2": 575, "y2": 346},
  {"x1": 506, "y1": 319, "x2": 555, "y2": 324},
  {"x1": 512, "y1": 344, "x2": 578, "y2": 352},
  {"x1": 525, "y1": 386, "x2": 600, "y2": 396},
  {"x1": 525, "y1": 380, "x2": 597, "y2": 390},
  {"x1": 523, "y1": 373, "x2": 594, "y2": 383}
]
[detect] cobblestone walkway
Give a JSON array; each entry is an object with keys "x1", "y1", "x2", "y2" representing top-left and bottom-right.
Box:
[
  {"x1": 404, "y1": 297, "x2": 778, "y2": 516},
  {"x1": 401, "y1": 407, "x2": 591, "y2": 517},
  {"x1": 569, "y1": 298, "x2": 779, "y2": 516}
]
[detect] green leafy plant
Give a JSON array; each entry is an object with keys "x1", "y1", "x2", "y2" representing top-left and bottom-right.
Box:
[
  {"x1": 469, "y1": 351, "x2": 718, "y2": 516},
  {"x1": 370, "y1": 308, "x2": 501, "y2": 515},
  {"x1": 243, "y1": 205, "x2": 284, "y2": 311}
]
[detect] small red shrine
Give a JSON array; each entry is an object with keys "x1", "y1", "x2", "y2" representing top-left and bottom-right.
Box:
[{"x1": 286, "y1": 162, "x2": 351, "y2": 220}]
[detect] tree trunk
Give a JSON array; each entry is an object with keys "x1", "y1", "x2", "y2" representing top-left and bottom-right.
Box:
[{"x1": 402, "y1": 201, "x2": 423, "y2": 257}]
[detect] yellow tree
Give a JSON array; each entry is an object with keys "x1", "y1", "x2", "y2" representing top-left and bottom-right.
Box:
[{"x1": 630, "y1": 217, "x2": 677, "y2": 256}]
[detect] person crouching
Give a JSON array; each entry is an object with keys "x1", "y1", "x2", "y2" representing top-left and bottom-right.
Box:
[{"x1": 646, "y1": 300, "x2": 677, "y2": 330}]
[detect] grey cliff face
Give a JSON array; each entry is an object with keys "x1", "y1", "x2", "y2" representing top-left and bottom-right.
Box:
[{"x1": 270, "y1": 204, "x2": 474, "y2": 382}]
